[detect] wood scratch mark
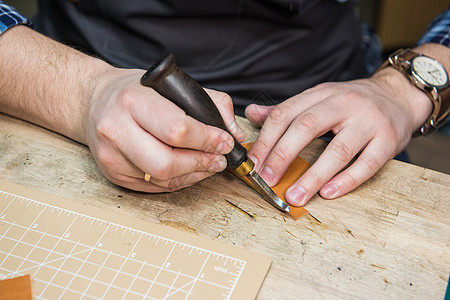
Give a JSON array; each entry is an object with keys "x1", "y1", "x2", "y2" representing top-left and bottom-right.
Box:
[
  {"x1": 156, "y1": 209, "x2": 169, "y2": 219},
  {"x1": 214, "y1": 206, "x2": 229, "y2": 239},
  {"x1": 370, "y1": 264, "x2": 387, "y2": 270},
  {"x1": 159, "y1": 220, "x2": 197, "y2": 235},
  {"x1": 378, "y1": 209, "x2": 398, "y2": 217},
  {"x1": 341, "y1": 222, "x2": 355, "y2": 238},
  {"x1": 285, "y1": 229, "x2": 297, "y2": 239},
  {"x1": 304, "y1": 225, "x2": 316, "y2": 234},
  {"x1": 228, "y1": 188, "x2": 264, "y2": 209},
  {"x1": 366, "y1": 230, "x2": 377, "y2": 238},
  {"x1": 308, "y1": 213, "x2": 322, "y2": 224},
  {"x1": 225, "y1": 199, "x2": 255, "y2": 220},
  {"x1": 304, "y1": 225, "x2": 328, "y2": 242}
]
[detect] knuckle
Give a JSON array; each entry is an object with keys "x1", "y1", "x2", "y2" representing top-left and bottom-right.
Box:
[
  {"x1": 330, "y1": 140, "x2": 354, "y2": 162},
  {"x1": 272, "y1": 146, "x2": 288, "y2": 162},
  {"x1": 249, "y1": 138, "x2": 271, "y2": 160},
  {"x1": 343, "y1": 172, "x2": 359, "y2": 188},
  {"x1": 361, "y1": 156, "x2": 382, "y2": 173},
  {"x1": 267, "y1": 106, "x2": 290, "y2": 125},
  {"x1": 292, "y1": 113, "x2": 318, "y2": 136},
  {"x1": 96, "y1": 118, "x2": 118, "y2": 142},
  {"x1": 343, "y1": 91, "x2": 363, "y2": 103},
  {"x1": 210, "y1": 90, "x2": 233, "y2": 110},
  {"x1": 151, "y1": 156, "x2": 174, "y2": 180},
  {"x1": 165, "y1": 120, "x2": 191, "y2": 146},
  {"x1": 307, "y1": 171, "x2": 323, "y2": 189},
  {"x1": 96, "y1": 148, "x2": 116, "y2": 170},
  {"x1": 117, "y1": 88, "x2": 138, "y2": 108},
  {"x1": 218, "y1": 92, "x2": 233, "y2": 107},
  {"x1": 340, "y1": 90, "x2": 367, "y2": 107},
  {"x1": 95, "y1": 151, "x2": 124, "y2": 183}
]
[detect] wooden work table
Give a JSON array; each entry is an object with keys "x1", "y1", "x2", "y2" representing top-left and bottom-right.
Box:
[{"x1": 1, "y1": 113, "x2": 449, "y2": 299}]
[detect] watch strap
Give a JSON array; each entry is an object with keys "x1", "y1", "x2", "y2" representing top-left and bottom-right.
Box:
[{"x1": 379, "y1": 48, "x2": 450, "y2": 136}]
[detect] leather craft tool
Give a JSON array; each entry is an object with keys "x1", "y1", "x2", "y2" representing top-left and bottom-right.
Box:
[
  {"x1": 240, "y1": 143, "x2": 310, "y2": 220},
  {"x1": 141, "y1": 54, "x2": 290, "y2": 213}
]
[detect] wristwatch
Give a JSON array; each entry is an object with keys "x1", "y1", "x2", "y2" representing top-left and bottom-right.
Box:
[{"x1": 379, "y1": 48, "x2": 450, "y2": 136}]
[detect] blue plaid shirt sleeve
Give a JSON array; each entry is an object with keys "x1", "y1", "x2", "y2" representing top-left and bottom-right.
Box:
[
  {"x1": 417, "y1": 7, "x2": 450, "y2": 47},
  {"x1": 0, "y1": 2, "x2": 32, "y2": 35}
]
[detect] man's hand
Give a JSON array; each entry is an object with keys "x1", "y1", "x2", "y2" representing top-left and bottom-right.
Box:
[
  {"x1": 0, "y1": 25, "x2": 244, "y2": 193},
  {"x1": 87, "y1": 69, "x2": 244, "y2": 192},
  {"x1": 245, "y1": 51, "x2": 441, "y2": 206}
]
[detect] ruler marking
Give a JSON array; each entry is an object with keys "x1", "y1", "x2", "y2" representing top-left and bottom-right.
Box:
[
  {"x1": 185, "y1": 252, "x2": 211, "y2": 300},
  {"x1": 0, "y1": 204, "x2": 46, "y2": 267},
  {"x1": 164, "y1": 270, "x2": 181, "y2": 299},
  {"x1": 1, "y1": 232, "x2": 243, "y2": 291},
  {"x1": 0, "y1": 193, "x2": 15, "y2": 216},
  {"x1": 32, "y1": 277, "x2": 98, "y2": 300},
  {"x1": 80, "y1": 249, "x2": 113, "y2": 299},
  {"x1": 0, "y1": 220, "x2": 15, "y2": 242},
  {"x1": 144, "y1": 243, "x2": 177, "y2": 297},
  {"x1": 30, "y1": 214, "x2": 79, "y2": 278},
  {"x1": 11, "y1": 230, "x2": 47, "y2": 277},
  {"x1": 1, "y1": 246, "x2": 92, "y2": 277},
  {"x1": 122, "y1": 258, "x2": 146, "y2": 300},
  {"x1": 101, "y1": 233, "x2": 143, "y2": 298},
  {"x1": 58, "y1": 223, "x2": 111, "y2": 298},
  {"x1": 38, "y1": 241, "x2": 80, "y2": 298},
  {"x1": 0, "y1": 190, "x2": 248, "y2": 299},
  {"x1": 4, "y1": 189, "x2": 243, "y2": 261}
]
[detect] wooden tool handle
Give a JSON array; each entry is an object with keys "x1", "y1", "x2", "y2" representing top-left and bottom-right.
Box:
[{"x1": 140, "y1": 53, "x2": 247, "y2": 170}]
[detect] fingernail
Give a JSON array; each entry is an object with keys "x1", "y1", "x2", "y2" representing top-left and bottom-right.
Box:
[
  {"x1": 209, "y1": 156, "x2": 227, "y2": 172},
  {"x1": 260, "y1": 166, "x2": 274, "y2": 185},
  {"x1": 216, "y1": 139, "x2": 233, "y2": 154},
  {"x1": 321, "y1": 183, "x2": 338, "y2": 198},
  {"x1": 286, "y1": 186, "x2": 306, "y2": 206}
]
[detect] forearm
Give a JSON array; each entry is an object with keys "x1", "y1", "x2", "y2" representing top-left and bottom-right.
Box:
[{"x1": 0, "y1": 25, "x2": 113, "y2": 144}]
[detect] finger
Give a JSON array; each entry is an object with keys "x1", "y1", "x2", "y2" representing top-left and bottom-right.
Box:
[
  {"x1": 110, "y1": 171, "x2": 215, "y2": 193},
  {"x1": 284, "y1": 126, "x2": 370, "y2": 206},
  {"x1": 254, "y1": 92, "x2": 347, "y2": 184},
  {"x1": 103, "y1": 116, "x2": 228, "y2": 180},
  {"x1": 93, "y1": 134, "x2": 217, "y2": 192},
  {"x1": 149, "y1": 171, "x2": 214, "y2": 190},
  {"x1": 248, "y1": 92, "x2": 328, "y2": 171},
  {"x1": 244, "y1": 104, "x2": 273, "y2": 127},
  {"x1": 259, "y1": 105, "x2": 341, "y2": 186},
  {"x1": 206, "y1": 89, "x2": 246, "y2": 142},
  {"x1": 130, "y1": 87, "x2": 235, "y2": 154},
  {"x1": 247, "y1": 103, "x2": 297, "y2": 171},
  {"x1": 92, "y1": 139, "x2": 144, "y2": 181},
  {"x1": 319, "y1": 137, "x2": 395, "y2": 199}
]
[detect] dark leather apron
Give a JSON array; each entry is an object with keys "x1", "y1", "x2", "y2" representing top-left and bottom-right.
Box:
[{"x1": 35, "y1": 0, "x2": 366, "y2": 115}]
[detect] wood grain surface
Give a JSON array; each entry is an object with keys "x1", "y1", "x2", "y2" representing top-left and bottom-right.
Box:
[{"x1": 1, "y1": 113, "x2": 449, "y2": 299}]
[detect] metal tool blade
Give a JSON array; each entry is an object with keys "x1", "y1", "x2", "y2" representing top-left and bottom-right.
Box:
[{"x1": 245, "y1": 170, "x2": 291, "y2": 212}]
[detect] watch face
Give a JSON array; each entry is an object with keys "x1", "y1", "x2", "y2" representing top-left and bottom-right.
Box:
[{"x1": 411, "y1": 56, "x2": 449, "y2": 88}]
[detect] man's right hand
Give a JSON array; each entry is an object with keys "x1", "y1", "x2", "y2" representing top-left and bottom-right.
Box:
[{"x1": 87, "y1": 69, "x2": 244, "y2": 192}]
